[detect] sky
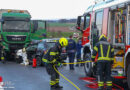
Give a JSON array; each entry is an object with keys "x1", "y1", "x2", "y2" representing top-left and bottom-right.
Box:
[{"x1": 1, "y1": 0, "x2": 94, "y2": 20}]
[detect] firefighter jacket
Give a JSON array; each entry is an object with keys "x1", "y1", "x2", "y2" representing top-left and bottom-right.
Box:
[
  {"x1": 42, "y1": 42, "x2": 62, "y2": 64},
  {"x1": 92, "y1": 37, "x2": 114, "y2": 62}
]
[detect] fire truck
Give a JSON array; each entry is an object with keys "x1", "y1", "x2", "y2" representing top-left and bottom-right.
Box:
[{"x1": 76, "y1": 0, "x2": 130, "y2": 88}]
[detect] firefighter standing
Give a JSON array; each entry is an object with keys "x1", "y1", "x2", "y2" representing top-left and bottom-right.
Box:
[
  {"x1": 42, "y1": 38, "x2": 68, "y2": 90},
  {"x1": 92, "y1": 34, "x2": 114, "y2": 90},
  {"x1": 66, "y1": 35, "x2": 76, "y2": 70}
]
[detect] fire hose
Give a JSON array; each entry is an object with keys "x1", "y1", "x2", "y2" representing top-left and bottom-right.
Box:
[{"x1": 53, "y1": 61, "x2": 92, "y2": 90}]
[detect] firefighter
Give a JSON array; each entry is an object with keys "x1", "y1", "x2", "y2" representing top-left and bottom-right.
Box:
[
  {"x1": 42, "y1": 38, "x2": 68, "y2": 90},
  {"x1": 91, "y1": 34, "x2": 114, "y2": 90},
  {"x1": 66, "y1": 35, "x2": 76, "y2": 70}
]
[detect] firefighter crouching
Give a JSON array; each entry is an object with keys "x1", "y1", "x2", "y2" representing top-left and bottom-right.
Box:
[
  {"x1": 42, "y1": 38, "x2": 68, "y2": 89},
  {"x1": 92, "y1": 34, "x2": 114, "y2": 90}
]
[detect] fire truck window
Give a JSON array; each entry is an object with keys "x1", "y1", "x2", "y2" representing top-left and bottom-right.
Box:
[
  {"x1": 80, "y1": 17, "x2": 85, "y2": 30},
  {"x1": 84, "y1": 16, "x2": 90, "y2": 29},
  {"x1": 96, "y1": 11, "x2": 103, "y2": 36}
]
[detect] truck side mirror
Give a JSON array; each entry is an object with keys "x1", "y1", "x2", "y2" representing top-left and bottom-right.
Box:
[{"x1": 76, "y1": 16, "x2": 81, "y2": 30}]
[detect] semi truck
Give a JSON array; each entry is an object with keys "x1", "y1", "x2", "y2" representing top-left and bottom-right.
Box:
[
  {"x1": 0, "y1": 9, "x2": 33, "y2": 62},
  {"x1": 31, "y1": 20, "x2": 47, "y2": 40},
  {"x1": 76, "y1": 0, "x2": 130, "y2": 88}
]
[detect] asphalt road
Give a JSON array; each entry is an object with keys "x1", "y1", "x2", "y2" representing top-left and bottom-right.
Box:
[{"x1": 0, "y1": 61, "x2": 94, "y2": 90}]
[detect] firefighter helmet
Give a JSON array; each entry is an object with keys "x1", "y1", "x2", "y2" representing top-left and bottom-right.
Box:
[
  {"x1": 59, "y1": 38, "x2": 68, "y2": 47},
  {"x1": 99, "y1": 34, "x2": 107, "y2": 40}
]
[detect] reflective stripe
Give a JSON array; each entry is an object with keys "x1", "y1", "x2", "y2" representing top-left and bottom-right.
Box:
[
  {"x1": 92, "y1": 55, "x2": 96, "y2": 58},
  {"x1": 98, "y1": 57, "x2": 111, "y2": 61},
  {"x1": 111, "y1": 48, "x2": 114, "y2": 52},
  {"x1": 42, "y1": 58, "x2": 48, "y2": 63},
  {"x1": 100, "y1": 45, "x2": 104, "y2": 57},
  {"x1": 107, "y1": 45, "x2": 110, "y2": 57},
  {"x1": 55, "y1": 79, "x2": 59, "y2": 83},
  {"x1": 98, "y1": 81, "x2": 104, "y2": 86},
  {"x1": 106, "y1": 81, "x2": 112, "y2": 86},
  {"x1": 111, "y1": 58, "x2": 114, "y2": 60},
  {"x1": 1, "y1": 57, "x2": 4, "y2": 60},
  {"x1": 50, "y1": 52, "x2": 56, "y2": 55},
  {"x1": 51, "y1": 59, "x2": 56, "y2": 63},
  {"x1": 50, "y1": 81, "x2": 56, "y2": 85},
  {"x1": 94, "y1": 46, "x2": 98, "y2": 51}
]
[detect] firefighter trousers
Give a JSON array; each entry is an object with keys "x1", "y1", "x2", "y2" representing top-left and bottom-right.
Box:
[
  {"x1": 46, "y1": 64, "x2": 59, "y2": 86},
  {"x1": 97, "y1": 61, "x2": 112, "y2": 89}
]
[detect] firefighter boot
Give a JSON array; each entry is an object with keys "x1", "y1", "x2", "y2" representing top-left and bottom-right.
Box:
[
  {"x1": 98, "y1": 86, "x2": 104, "y2": 90},
  {"x1": 106, "y1": 86, "x2": 112, "y2": 90},
  {"x1": 55, "y1": 83, "x2": 63, "y2": 89},
  {"x1": 51, "y1": 85, "x2": 56, "y2": 90}
]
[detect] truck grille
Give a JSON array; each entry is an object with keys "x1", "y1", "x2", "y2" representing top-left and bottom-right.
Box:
[
  {"x1": 9, "y1": 43, "x2": 24, "y2": 50},
  {"x1": 6, "y1": 35, "x2": 26, "y2": 42}
]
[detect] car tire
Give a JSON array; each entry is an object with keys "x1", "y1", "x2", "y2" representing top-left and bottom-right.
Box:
[{"x1": 84, "y1": 53, "x2": 93, "y2": 77}]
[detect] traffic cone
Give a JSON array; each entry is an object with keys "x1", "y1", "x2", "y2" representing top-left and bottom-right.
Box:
[{"x1": 32, "y1": 58, "x2": 37, "y2": 68}]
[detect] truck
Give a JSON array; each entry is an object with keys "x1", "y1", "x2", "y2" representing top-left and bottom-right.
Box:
[
  {"x1": 31, "y1": 20, "x2": 47, "y2": 40},
  {"x1": 0, "y1": 9, "x2": 34, "y2": 62},
  {"x1": 76, "y1": 0, "x2": 130, "y2": 88}
]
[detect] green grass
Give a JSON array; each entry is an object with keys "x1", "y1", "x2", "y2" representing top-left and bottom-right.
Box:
[
  {"x1": 48, "y1": 22, "x2": 75, "y2": 27},
  {"x1": 47, "y1": 32, "x2": 74, "y2": 38}
]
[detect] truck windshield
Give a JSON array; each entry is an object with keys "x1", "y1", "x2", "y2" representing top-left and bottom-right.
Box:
[{"x1": 3, "y1": 21, "x2": 30, "y2": 32}]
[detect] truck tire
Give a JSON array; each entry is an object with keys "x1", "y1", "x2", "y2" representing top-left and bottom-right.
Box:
[
  {"x1": 127, "y1": 64, "x2": 130, "y2": 89},
  {"x1": 84, "y1": 53, "x2": 93, "y2": 77}
]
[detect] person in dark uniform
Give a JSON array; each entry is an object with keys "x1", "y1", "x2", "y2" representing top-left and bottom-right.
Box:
[
  {"x1": 76, "y1": 37, "x2": 82, "y2": 67},
  {"x1": 66, "y1": 35, "x2": 76, "y2": 70},
  {"x1": 42, "y1": 38, "x2": 68, "y2": 90},
  {"x1": 91, "y1": 34, "x2": 114, "y2": 90}
]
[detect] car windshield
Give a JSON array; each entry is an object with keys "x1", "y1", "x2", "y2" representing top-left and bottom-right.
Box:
[
  {"x1": 47, "y1": 42, "x2": 56, "y2": 49},
  {"x1": 37, "y1": 41, "x2": 48, "y2": 51},
  {"x1": 3, "y1": 21, "x2": 30, "y2": 32}
]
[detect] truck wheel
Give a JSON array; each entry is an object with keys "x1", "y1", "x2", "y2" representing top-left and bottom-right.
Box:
[
  {"x1": 127, "y1": 64, "x2": 130, "y2": 89},
  {"x1": 84, "y1": 53, "x2": 93, "y2": 77}
]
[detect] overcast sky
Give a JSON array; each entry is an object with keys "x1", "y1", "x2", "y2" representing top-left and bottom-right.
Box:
[{"x1": 1, "y1": 0, "x2": 94, "y2": 20}]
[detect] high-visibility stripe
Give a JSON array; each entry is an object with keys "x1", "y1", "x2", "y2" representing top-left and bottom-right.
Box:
[
  {"x1": 42, "y1": 58, "x2": 48, "y2": 63},
  {"x1": 94, "y1": 46, "x2": 98, "y2": 51},
  {"x1": 98, "y1": 81, "x2": 104, "y2": 86},
  {"x1": 50, "y1": 52, "x2": 56, "y2": 55},
  {"x1": 106, "y1": 81, "x2": 112, "y2": 83},
  {"x1": 100, "y1": 44, "x2": 104, "y2": 57},
  {"x1": 98, "y1": 57, "x2": 111, "y2": 61},
  {"x1": 107, "y1": 45, "x2": 110, "y2": 57},
  {"x1": 1, "y1": 57, "x2": 4, "y2": 60},
  {"x1": 51, "y1": 59, "x2": 56, "y2": 63},
  {"x1": 50, "y1": 81, "x2": 56, "y2": 85},
  {"x1": 111, "y1": 48, "x2": 114, "y2": 52},
  {"x1": 92, "y1": 55, "x2": 96, "y2": 58}
]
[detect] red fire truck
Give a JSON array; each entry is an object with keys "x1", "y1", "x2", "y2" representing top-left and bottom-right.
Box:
[{"x1": 76, "y1": 0, "x2": 130, "y2": 88}]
